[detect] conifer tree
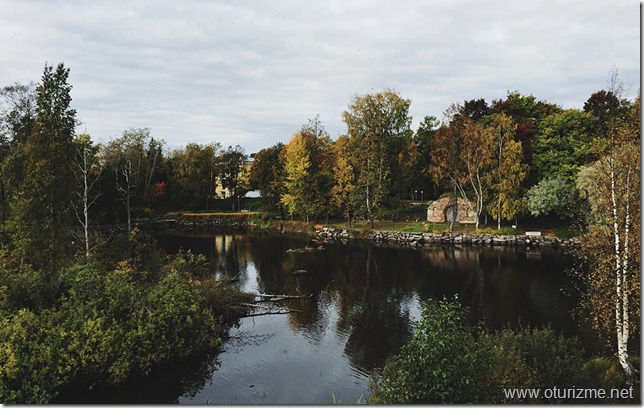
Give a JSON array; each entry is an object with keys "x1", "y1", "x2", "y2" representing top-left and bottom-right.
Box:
[{"x1": 8, "y1": 63, "x2": 77, "y2": 272}]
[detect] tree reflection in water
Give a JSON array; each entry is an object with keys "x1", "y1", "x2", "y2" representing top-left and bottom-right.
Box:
[{"x1": 148, "y1": 231, "x2": 585, "y2": 404}]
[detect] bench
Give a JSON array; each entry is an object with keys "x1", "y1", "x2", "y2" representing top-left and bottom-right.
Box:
[{"x1": 525, "y1": 231, "x2": 541, "y2": 236}]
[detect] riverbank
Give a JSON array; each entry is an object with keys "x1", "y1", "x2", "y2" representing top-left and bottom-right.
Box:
[
  {"x1": 173, "y1": 212, "x2": 263, "y2": 231},
  {"x1": 162, "y1": 213, "x2": 581, "y2": 249},
  {"x1": 315, "y1": 227, "x2": 581, "y2": 248}
]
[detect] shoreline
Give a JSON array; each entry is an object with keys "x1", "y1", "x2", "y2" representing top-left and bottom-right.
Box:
[
  {"x1": 315, "y1": 227, "x2": 580, "y2": 249},
  {"x1": 165, "y1": 214, "x2": 581, "y2": 249}
]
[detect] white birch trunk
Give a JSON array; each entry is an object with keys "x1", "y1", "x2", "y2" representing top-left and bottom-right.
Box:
[{"x1": 610, "y1": 155, "x2": 634, "y2": 380}]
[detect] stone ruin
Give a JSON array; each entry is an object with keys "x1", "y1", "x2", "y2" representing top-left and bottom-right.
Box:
[{"x1": 426, "y1": 197, "x2": 477, "y2": 224}]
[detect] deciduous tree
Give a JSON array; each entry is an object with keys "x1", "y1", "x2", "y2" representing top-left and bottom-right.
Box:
[
  {"x1": 533, "y1": 109, "x2": 597, "y2": 182},
  {"x1": 103, "y1": 128, "x2": 165, "y2": 231},
  {"x1": 342, "y1": 89, "x2": 412, "y2": 227},
  {"x1": 459, "y1": 118, "x2": 493, "y2": 229},
  {"x1": 249, "y1": 143, "x2": 286, "y2": 217},
  {"x1": 0, "y1": 82, "x2": 36, "y2": 225},
  {"x1": 218, "y1": 145, "x2": 248, "y2": 211},
  {"x1": 486, "y1": 113, "x2": 527, "y2": 228},
  {"x1": 280, "y1": 117, "x2": 335, "y2": 223},
  {"x1": 331, "y1": 135, "x2": 356, "y2": 226},
  {"x1": 72, "y1": 134, "x2": 102, "y2": 257},
  {"x1": 167, "y1": 143, "x2": 219, "y2": 210},
  {"x1": 281, "y1": 132, "x2": 312, "y2": 222},
  {"x1": 429, "y1": 121, "x2": 463, "y2": 231},
  {"x1": 525, "y1": 176, "x2": 576, "y2": 219},
  {"x1": 573, "y1": 74, "x2": 640, "y2": 382}
]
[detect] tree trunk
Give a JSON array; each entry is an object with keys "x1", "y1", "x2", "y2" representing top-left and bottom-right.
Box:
[
  {"x1": 610, "y1": 155, "x2": 635, "y2": 381},
  {"x1": 83, "y1": 181, "x2": 90, "y2": 257}
]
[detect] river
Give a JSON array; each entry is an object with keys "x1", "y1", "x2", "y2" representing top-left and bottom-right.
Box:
[{"x1": 60, "y1": 230, "x2": 596, "y2": 404}]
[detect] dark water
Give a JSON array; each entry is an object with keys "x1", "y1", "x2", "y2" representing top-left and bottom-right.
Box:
[{"x1": 60, "y1": 231, "x2": 596, "y2": 404}]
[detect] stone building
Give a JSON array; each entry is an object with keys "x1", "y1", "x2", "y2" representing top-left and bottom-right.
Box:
[{"x1": 426, "y1": 197, "x2": 477, "y2": 224}]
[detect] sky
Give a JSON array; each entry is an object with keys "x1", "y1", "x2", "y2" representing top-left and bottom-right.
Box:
[{"x1": 0, "y1": 0, "x2": 640, "y2": 154}]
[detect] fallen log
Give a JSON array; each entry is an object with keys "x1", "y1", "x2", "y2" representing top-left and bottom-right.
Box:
[
  {"x1": 241, "y1": 302, "x2": 301, "y2": 314},
  {"x1": 255, "y1": 293, "x2": 312, "y2": 300}
]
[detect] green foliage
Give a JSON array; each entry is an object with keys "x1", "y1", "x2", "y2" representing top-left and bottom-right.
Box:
[
  {"x1": 102, "y1": 128, "x2": 165, "y2": 229},
  {"x1": 7, "y1": 63, "x2": 77, "y2": 273},
  {"x1": 167, "y1": 143, "x2": 220, "y2": 211},
  {"x1": 217, "y1": 145, "x2": 248, "y2": 211},
  {"x1": 369, "y1": 298, "x2": 487, "y2": 404},
  {"x1": 525, "y1": 175, "x2": 577, "y2": 218},
  {"x1": 249, "y1": 143, "x2": 286, "y2": 215},
  {"x1": 554, "y1": 226, "x2": 583, "y2": 239},
  {"x1": 370, "y1": 298, "x2": 591, "y2": 404},
  {"x1": 281, "y1": 117, "x2": 334, "y2": 223},
  {"x1": 0, "y1": 233, "x2": 252, "y2": 403},
  {"x1": 533, "y1": 109, "x2": 598, "y2": 181},
  {"x1": 487, "y1": 326, "x2": 584, "y2": 391},
  {"x1": 342, "y1": 89, "x2": 412, "y2": 226}
]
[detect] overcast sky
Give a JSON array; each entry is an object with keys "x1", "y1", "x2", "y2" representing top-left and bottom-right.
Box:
[{"x1": 1, "y1": 0, "x2": 639, "y2": 153}]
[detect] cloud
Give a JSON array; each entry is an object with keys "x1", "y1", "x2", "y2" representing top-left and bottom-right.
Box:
[{"x1": 0, "y1": 0, "x2": 639, "y2": 153}]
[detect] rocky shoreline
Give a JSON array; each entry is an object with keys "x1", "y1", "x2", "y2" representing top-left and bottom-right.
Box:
[
  {"x1": 165, "y1": 215, "x2": 581, "y2": 249},
  {"x1": 173, "y1": 214, "x2": 253, "y2": 231},
  {"x1": 315, "y1": 226, "x2": 581, "y2": 249}
]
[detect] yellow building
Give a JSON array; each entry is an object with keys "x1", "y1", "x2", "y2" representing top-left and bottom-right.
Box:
[{"x1": 214, "y1": 159, "x2": 253, "y2": 199}]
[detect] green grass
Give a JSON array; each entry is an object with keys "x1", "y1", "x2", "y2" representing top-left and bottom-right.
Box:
[{"x1": 179, "y1": 211, "x2": 262, "y2": 217}]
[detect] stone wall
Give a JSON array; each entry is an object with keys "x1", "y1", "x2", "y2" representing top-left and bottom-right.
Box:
[
  {"x1": 426, "y1": 197, "x2": 477, "y2": 224},
  {"x1": 175, "y1": 213, "x2": 251, "y2": 231}
]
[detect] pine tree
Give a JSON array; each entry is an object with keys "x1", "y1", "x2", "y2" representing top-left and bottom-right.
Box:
[{"x1": 8, "y1": 63, "x2": 77, "y2": 272}]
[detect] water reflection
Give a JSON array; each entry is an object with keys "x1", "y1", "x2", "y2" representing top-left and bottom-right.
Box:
[
  {"x1": 151, "y1": 231, "x2": 586, "y2": 404},
  {"x1": 54, "y1": 350, "x2": 221, "y2": 404}
]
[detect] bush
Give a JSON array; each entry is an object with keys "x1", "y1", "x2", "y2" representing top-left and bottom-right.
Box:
[
  {"x1": 370, "y1": 298, "x2": 591, "y2": 404},
  {"x1": 0, "y1": 238, "x2": 249, "y2": 403},
  {"x1": 554, "y1": 226, "x2": 584, "y2": 239},
  {"x1": 369, "y1": 297, "x2": 487, "y2": 404},
  {"x1": 479, "y1": 326, "x2": 585, "y2": 403}
]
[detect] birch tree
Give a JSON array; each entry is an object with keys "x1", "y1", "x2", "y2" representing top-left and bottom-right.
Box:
[
  {"x1": 486, "y1": 113, "x2": 526, "y2": 229},
  {"x1": 574, "y1": 73, "x2": 640, "y2": 382},
  {"x1": 103, "y1": 128, "x2": 163, "y2": 232},
  {"x1": 459, "y1": 118, "x2": 493, "y2": 229},
  {"x1": 72, "y1": 134, "x2": 101, "y2": 257}
]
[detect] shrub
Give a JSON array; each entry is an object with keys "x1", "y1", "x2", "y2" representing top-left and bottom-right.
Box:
[
  {"x1": 479, "y1": 326, "x2": 585, "y2": 402},
  {"x1": 0, "y1": 239, "x2": 248, "y2": 403},
  {"x1": 554, "y1": 226, "x2": 584, "y2": 239},
  {"x1": 370, "y1": 299, "x2": 590, "y2": 404},
  {"x1": 369, "y1": 297, "x2": 487, "y2": 404}
]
